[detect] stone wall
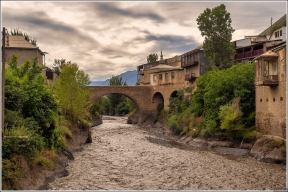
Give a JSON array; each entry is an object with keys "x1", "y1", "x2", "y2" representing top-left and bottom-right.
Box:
[
  {"x1": 255, "y1": 47, "x2": 286, "y2": 138},
  {"x1": 5, "y1": 48, "x2": 44, "y2": 66}
]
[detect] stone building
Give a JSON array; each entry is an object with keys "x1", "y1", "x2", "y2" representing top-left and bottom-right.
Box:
[
  {"x1": 137, "y1": 51, "x2": 187, "y2": 110},
  {"x1": 137, "y1": 51, "x2": 182, "y2": 86},
  {"x1": 4, "y1": 35, "x2": 57, "y2": 81},
  {"x1": 181, "y1": 44, "x2": 209, "y2": 89},
  {"x1": 253, "y1": 41, "x2": 286, "y2": 138},
  {"x1": 233, "y1": 14, "x2": 286, "y2": 64}
]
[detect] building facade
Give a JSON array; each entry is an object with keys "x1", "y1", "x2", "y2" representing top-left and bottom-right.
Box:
[
  {"x1": 4, "y1": 35, "x2": 56, "y2": 81},
  {"x1": 253, "y1": 41, "x2": 286, "y2": 138},
  {"x1": 181, "y1": 44, "x2": 209, "y2": 88},
  {"x1": 233, "y1": 14, "x2": 286, "y2": 64}
]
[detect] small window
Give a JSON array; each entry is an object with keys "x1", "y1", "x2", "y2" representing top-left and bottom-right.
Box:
[
  {"x1": 273, "y1": 98, "x2": 275, "y2": 102},
  {"x1": 159, "y1": 74, "x2": 162, "y2": 80},
  {"x1": 260, "y1": 99, "x2": 262, "y2": 102},
  {"x1": 280, "y1": 97, "x2": 283, "y2": 101},
  {"x1": 165, "y1": 73, "x2": 169, "y2": 80},
  {"x1": 280, "y1": 30, "x2": 282, "y2": 36},
  {"x1": 171, "y1": 72, "x2": 175, "y2": 79},
  {"x1": 275, "y1": 31, "x2": 279, "y2": 38},
  {"x1": 153, "y1": 75, "x2": 157, "y2": 81},
  {"x1": 266, "y1": 98, "x2": 268, "y2": 102}
]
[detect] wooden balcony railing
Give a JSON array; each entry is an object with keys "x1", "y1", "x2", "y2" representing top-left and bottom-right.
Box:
[
  {"x1": 235, "y1": 49, "x2": 264, "y2": 60},
  {"x1": 255, "y1": 75, "x2": 278, "y2": 86},
  {"x1": 185, "y1": 73, "x2": 197, "y2": 81},
  {"x1": 181, "y1": 60, "x2": 199, "y2": 68}
]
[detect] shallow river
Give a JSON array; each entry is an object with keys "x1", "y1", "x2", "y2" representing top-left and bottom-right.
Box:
[{"x1": 49, "y1": 116, "x2": 286, "y2": 190}]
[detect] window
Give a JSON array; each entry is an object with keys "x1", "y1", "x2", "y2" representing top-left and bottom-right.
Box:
[
  {"x1": 153, "y1": 75, "x2": 157, "y2": 81},
  {"x1": 165, "y1": 73, "x2": 169, "y2": 80},
  {"x1": 258, "y1": 61, "x2": 262, "y2": 77},
  {"x1": 280, "y1": 30, "x2": 282, "y2": 36},
  {"x1": 171, "y1": 72, "x2": 175, "y2": 79},
  {"x1": 273, "y1": 63, "x2": 277, "y2": 74},
  {"x1": 159, "y1": 74, "x2": 162, "y2": 80},
  {"x1": 281, "y1": 60, "x2": 285, "y2": 74},
  {"x1": 264, "y1": 60, "x2": 269, "y2": 76},
  {"x1": 275, "y1": 31, "x2": 279, "y2": 38}
]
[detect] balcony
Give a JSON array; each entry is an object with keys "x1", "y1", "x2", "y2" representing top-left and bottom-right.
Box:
[
  {"x1": 138, "y1": 70, "x2": 144, "y2": 75},
  {"x1": 185, "y1": 73, "x2": 197, "y2": 81},
  {"x1": 182, "y1": 60, "x2": 199, "y2": 68},
  {"x1": 235, "y1": 49, "x2": 264, "y2": 60},
  {"x1": 255, "y1": 75, "x2": 278, "y2": 86}
]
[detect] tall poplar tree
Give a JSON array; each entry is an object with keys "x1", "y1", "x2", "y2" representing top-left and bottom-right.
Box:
[
  {"x1": 197, "y1": 4, "x2": 235, "y2": 70},
  {"x1": 54, "y1": 63, "x2": 92, "y2": 122}
]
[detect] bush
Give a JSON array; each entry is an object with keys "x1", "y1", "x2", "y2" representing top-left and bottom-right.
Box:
[
  {"x1": 191, "y1": 63, "x2": 255, "y2": 139},
  {"x1": 204, "y1": 119, "x2": 218, "y2": 136},
  {"x1": 167, "y1": 115, "x2": 181, "y2": 135},
  {"x1": 2, "y1": 156, "x2": 23, "y2": 190},
  {"x1": 242, "y1": 129, "x2": 259, "y2": 143},
  {"x1": 3, "y1": 126, "x2": 45, "y2": 159}
]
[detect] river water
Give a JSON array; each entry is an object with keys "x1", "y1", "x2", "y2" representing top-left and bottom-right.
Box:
[{"x1": 49, "y1": 116, "x2": 286, "y2": 190}]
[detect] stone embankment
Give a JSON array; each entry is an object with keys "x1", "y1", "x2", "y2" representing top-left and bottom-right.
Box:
[{"x1": 152, "y1": 121, "x2": 286, "y2": 165}]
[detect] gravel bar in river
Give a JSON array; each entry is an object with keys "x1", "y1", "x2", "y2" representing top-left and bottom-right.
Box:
[{"x1": 49, "y1": 116, "x2": 286, "y2": 190}]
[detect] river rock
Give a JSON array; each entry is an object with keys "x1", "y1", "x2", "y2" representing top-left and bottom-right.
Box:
[{"x1": 249, "y1": 135, "x2": 286, "y2": 164}]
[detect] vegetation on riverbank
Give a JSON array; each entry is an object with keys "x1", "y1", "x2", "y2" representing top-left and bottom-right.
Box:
[
  {"x1": 2, "y1": 55, "x2": 95, "y2": 190},
  {"x1": 157, "y1": 63, "x2": 259, "y2": 143}
]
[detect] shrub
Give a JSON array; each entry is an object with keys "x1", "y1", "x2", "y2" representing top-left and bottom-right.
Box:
[
  {"x1": 242, "y1": 129, "x2": 259, "y2": 143},
  {"x1": 33, "y1": 155, "x2": 53, "y2": 169},
  {"x1": 167, "y1": 115, "x2": 181, "y2": 135},
  {"x1": 2, "y1": 156, "x2": 23, "y2": 190},
  {"x1": 3, "y1": 126, "x2": 45, "y2": 159}
]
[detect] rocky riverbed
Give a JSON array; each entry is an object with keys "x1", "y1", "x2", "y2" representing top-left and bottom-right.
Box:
[{"x1": 48, "y1": 116, "x2": 286, "y2": 190}]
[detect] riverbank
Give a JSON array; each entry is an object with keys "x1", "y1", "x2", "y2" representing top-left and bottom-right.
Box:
[
  {"x1": 140, "y1": 121, "x2": 286, "y2": 165},
  {"x1": 49, "y1": 116, "x2": 286, "y2": 190}
]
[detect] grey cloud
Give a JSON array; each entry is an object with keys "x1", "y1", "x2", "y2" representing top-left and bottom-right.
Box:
[
  {"x1": 2, "y1": 8, "x2": 99, "y2": 49},
  {"x1": 108, "y1": 55, "x2": 123, "y2": 59},
  {"x1": 2, "y1": 1, "x2": 286, "y2": 81},
  {"x1": 99, "y1": 47, "x2": 133, "y2": 58},
  {"x1": 134, "y1": 32, "x2": 199, "y2": 53},
  {"x1": 83, "y1": 2, "x2": 165, "y2": 23}
]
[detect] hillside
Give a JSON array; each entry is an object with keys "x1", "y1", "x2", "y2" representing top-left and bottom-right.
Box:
[{"x1": 90, "y1": 70, "x2": 138, "y2": 86}]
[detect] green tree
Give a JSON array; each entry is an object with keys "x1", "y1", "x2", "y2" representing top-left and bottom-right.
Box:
[
  {"x1": 191, "y1": 63, "x2": 255, "y2": 138},
  {"x1": 3, "y1": 54, "x2": 73, "y2": 189},
  {"x1": 4, "y1": 54, "x2": 60, "y2": 147},
  {"x1": 107, "y1": 75, "x2": 128, "y2": 115},
  {"x1": 147, "y1": 53, "x2": 158, "y2": 63},
  {"x1": 52, "y1": 59, "x2": 72, "y2": 76},
  {"x1": 196, "y1": 4, "x2": 235, "y2": 70},
  {"x1": 53, "y1": 63, "x2": 92, "y2": 122}
]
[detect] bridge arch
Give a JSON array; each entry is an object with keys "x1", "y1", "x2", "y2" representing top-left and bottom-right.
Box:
[
  {"x1": 152, "y1": 92, "x2": 164, "y2": 110},
  {"x1": 92, "y1": 92, "x2": 140, "y2": 114},
  {"x1": 170, "y1": 90, "x2": 178, "y2": 98},
  {"x1": 88, "y1": 86, "x2": 154, "y2": 123}
]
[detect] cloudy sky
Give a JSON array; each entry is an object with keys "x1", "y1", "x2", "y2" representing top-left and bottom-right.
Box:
[{"x1": 1, "y1": 1, "x2": 286, "y2": 81}]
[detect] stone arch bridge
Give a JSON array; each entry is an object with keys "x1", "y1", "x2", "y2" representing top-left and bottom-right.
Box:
[{"x1": 88, "y1": 85, "x2": 182, "y2": 124}]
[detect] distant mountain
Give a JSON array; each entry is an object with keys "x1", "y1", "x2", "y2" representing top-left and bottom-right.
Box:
[{"x1": 89, "y1": 70, "x2": 138, "y2": 86}]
